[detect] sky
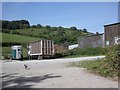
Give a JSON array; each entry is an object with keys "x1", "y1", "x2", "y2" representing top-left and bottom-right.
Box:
[{"x1": 2, "y1": 2, "x2": 118, "y2": 33}]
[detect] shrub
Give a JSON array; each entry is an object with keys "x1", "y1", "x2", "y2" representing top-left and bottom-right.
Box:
[
  {"x1": 12, "y1": 30, "x2": 20, "y2": 35},
  {"x1": 2, "y1": 29, "x2": 10, "y2": 33},
  {"x1": 66, "y1": 47, "x2": 106, "y2": 57},
  {"x1": 69, "y1": 45, "x2": 119, "y2": 78},
  {"x1": 102, "y1": 45, "x2": 119, "y2": 77}
]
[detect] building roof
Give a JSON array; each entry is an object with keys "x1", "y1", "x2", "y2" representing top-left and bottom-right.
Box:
[
  {"x1": 104, "y1": 22, "x2": 120, "y2": 27},
  {"x1": 79, "y1": 33, "x2": 104, "y2": 38}
]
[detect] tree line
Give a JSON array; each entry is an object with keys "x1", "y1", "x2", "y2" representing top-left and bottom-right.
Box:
[
  {"x1": 1, "y1": 19, "x2": 88, "y2": 32},
  {"x1": 1, "y1": 19, "x2": 90, "y2": 44},
  {"x1": 2, "y1": 20, "x2": 30, "y2": 30}
]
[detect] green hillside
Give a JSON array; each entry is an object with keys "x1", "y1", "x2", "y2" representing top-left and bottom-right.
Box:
[
  {"x1": 2, "y1": 19, "x2": 92, "y2": 44},
  {"x1": 2, "y1": 33, "x2": 40, "y2": 43},
  {"x1": 1, "y1": 33, "x2": 40, "y2": 59},
  {"x1": 1, "y1": 19, "x2": 92, "y2": 59},
  {"x1": 10, "y1": 27, "x2": 90, "y2": 44}
]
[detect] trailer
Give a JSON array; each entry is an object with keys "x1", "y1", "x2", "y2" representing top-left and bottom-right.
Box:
[{"x1": 27, "y1": 39, "x2": 54, "y2": 59}]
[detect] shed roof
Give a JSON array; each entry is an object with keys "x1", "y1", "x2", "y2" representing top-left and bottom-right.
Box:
[
  {"x1": 79, "y1": 33, "x2": 104, "y2": 38},
  {"x1": 104, "y1": 22, "x2": 120, "y2": 27}
]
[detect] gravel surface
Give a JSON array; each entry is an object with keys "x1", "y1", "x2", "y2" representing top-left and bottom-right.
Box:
[{"x1": 1, "y1": 56, "x2": 118, "y2": 88}]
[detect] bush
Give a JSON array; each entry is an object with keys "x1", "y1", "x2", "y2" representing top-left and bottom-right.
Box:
[
  {"x1": 54, "y1": 53, "x2": 65, "y2": 58},
  {"x1": 12, "y1": 30, "x2": 20, "y2": 35},
  {"x1": 102, "y1": 45, "x2": 119, "y2": 77},
  {"x1": 66, "y1": 47, "x2": 106, "y2": 57},
  {"x1": 69, "y1": 45, "x2": 119, "y2": 78},
  {"x1": 2, "y1": 29, "x2": 10, "y2": 33}
]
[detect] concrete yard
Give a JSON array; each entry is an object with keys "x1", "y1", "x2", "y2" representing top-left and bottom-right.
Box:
[{"x1": 1, "y1": 56, "x2": 118, "y2": 88}]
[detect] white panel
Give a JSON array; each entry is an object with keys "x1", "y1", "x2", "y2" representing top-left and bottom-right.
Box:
[
  {"x1": 114, "y1": 37, "x2": 120, "y2": 45},
  {"x1": 106, "y1": 41, "x2": 110, "y2": 45},
  {"x1": 30, "y1": 53, "x2": 42, "y2": 56},
  {"x1": 41, "y1": 40, "x2": 43, "y2": 55}
]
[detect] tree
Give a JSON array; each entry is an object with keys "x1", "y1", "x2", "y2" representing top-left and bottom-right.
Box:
[
  {"x1": 70, "y1": 26, "x2": 77, "y2": 30},
  {"x1": 2, "y1": 20, "x2": 10, "y2": 29},
  {"x1": 83, "y1": 28, "x2": 87, "y2": 33},
  {"x1": 2, "y1": 20, "x2": 30, "y2": 30},
  {"x1": 46, "y1": 25, "x2": 51, "y2": 30},
  {"x1": 51, "y1": 27, "x2": 57, "y2": 31},
  {"x1": 37, "y1": 24, "x2": 42, "y2": 28},
  {"x1": 31, "y1": 25, "x2": 37, "y2": 28},
  {"x1": 12, "y1": 21, "x2": 20, "y2": 29},
  {"x1": 79, "y1": 29, "x2": 82, "y2": 31},
  {"x1": 20, "y1": 20, "x2": 30, "y2": 27},
  {"x1": 58, "y1": 26, "x2": 63, "y2": 29}
]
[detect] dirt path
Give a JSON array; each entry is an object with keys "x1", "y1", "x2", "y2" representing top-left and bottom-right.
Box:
[{"x1": 1, "y1": 56, "x2": 118, "y2": 88}]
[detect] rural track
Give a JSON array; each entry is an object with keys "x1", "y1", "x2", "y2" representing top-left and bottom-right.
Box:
[{"x1": 1, "y1": 56, "x2": 118, "y2": 88}]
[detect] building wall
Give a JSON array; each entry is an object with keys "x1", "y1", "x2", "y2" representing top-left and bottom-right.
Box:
[
  {"x1": 104, "y1": 23, "x2": 120, "y2": 46},
  {"x1": 78, "y1": 34, "x2": 104, "y2": 48}
]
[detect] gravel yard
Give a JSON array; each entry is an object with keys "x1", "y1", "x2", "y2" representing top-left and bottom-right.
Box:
[{"x1": 1, "y1": 56, "x2": 118, "y2": 88}]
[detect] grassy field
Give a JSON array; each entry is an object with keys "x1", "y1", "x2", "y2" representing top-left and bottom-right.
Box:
[
  {"x1": 2, "y1": 33, "x2": 40, "y2": 43},
  {"x1": 1, "y1": 33, "x2": 40, "y2": 59}
]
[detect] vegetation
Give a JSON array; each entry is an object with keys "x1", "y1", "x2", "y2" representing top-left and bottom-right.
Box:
[
  {"x1": 1, "y1": 19, "x2": 93, "y2": 59},
  {"x1": 69, "y1": 45, "x2": 119, "y2": 78},
  {"x1": 2, "y1": 20, "x2": 30, "y2": 30},
  {"x1": 1, "y1": 20, "x2": 92, "y2": 44},
  {"x1": 103, "y1": 45, "x2": 119, "y2": 77},
  {"x1": 2, "y1": 33, "x2": 40, "y2": 44},
  {"x1": 1, "y1": 33, "x2": 40, "y2": 59},
  {"x1": 9, "y1": 27, "x2": 90, "y2": 44},
  {"x1": 65, "y1": 47, "x2": 106, "y2": 58}
]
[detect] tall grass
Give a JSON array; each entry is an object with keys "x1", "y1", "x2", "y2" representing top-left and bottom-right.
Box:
[
  {"x1": 69, "y1": 45, "x2": 119, "y2": 78},
  {"x1": 65, "y1": 47, "x2": 106, "y2": 57}
]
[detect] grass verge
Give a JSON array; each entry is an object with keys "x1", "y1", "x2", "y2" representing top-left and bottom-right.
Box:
[{"x1": 69, "y1": 59, "x2": 118, "y2": 78}]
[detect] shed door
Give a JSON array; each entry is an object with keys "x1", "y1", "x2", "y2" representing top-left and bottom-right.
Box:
[{"x1": 12, "y1": 50, "x2": 16, "y2": 59}]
